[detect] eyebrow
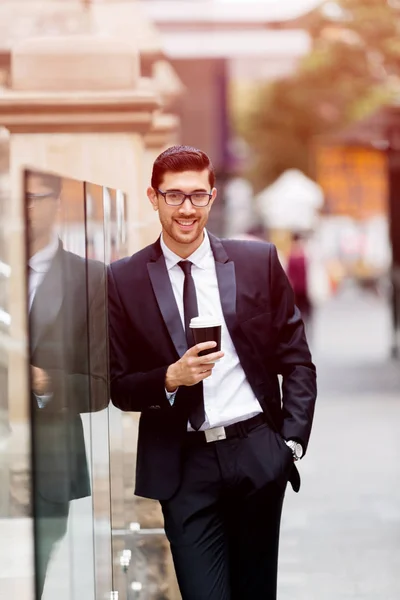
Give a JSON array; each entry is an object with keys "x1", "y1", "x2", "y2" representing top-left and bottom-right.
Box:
[{"x1": 164, "y1": 188, "x2": 209, "y2": 193}]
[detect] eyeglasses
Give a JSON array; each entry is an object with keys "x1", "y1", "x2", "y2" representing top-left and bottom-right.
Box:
[
  {"x1": 26, "y1": 191, "x2": 57, "y2": 207},
  {"x1": 157, "y1": 189, "x2": 212, "y2": 208},
  {"x1": 26, "y1": 191, "x2": 56, "y2": 200}
]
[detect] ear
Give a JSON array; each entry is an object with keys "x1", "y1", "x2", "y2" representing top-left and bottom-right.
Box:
[
  {"x1": 147, "y1": 187, "x2": 159, "y2": 211},
  {"x1": 209, "y1": 187, "x2": 217, "y2": 208}
]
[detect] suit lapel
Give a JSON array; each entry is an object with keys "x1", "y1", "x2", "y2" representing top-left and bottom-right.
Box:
[
  {"x1": 208, "y1": 233, "x2": 237, "y2": 336},
  {"x1": 147, "y1": 240, "x2": 187, "y2": 358},
  {"x1": 209, "y1": 233, "x2": 263, "y2": 389},
  {"x1": 146, "y1": 233, "x2": 238, "y2": 358},
  {"x1": 29, "y1": 243, "x2": 64, "y2": 355}
]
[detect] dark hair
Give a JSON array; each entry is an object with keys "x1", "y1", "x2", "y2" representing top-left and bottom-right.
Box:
[
  {"x1": 151, "y1": 145, "x2": 215, "y2": 190},
  {"x1": 27, "y1": 170, "x2": 62, "y2": 198}
]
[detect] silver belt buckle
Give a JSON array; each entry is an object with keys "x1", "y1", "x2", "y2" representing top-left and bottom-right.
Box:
[{"x1": 205, "y1": 426, "x2": 226, "y2": 443}]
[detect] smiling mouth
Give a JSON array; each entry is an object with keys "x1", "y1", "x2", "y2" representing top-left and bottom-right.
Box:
[{"x1": 176, "y1": 220, "x2": 196, "y2": 227}]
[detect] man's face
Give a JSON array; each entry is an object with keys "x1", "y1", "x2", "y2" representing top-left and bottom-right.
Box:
[
  {"x1": 26, "y1": 174, "x2": 60, "y2": 241},
  {"x1": 147, "y1": 169, "x2": 217, "y2": 256}
]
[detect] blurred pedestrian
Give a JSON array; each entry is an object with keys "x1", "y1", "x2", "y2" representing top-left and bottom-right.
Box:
[{"x1": 286, "y1": 233, "x2": 313, "y2": 325}]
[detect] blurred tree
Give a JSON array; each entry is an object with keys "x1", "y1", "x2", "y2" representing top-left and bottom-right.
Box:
[{"x1": 239, "y1": 0, "x2": 400, "y2": 192}]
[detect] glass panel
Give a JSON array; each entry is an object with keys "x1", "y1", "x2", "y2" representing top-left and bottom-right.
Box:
[
  {"x1": 104, "y1": 186, "x2": 129, "y2": 597},
  {"x1": 84, "y1": 182, "x2": 112, "y2": 598},
  {"x1": 25, "y1": 170, "x2": 95, "y2": 600},
  {"x1": 0, "y1": 139, "x2": 35, "y2": 598}
]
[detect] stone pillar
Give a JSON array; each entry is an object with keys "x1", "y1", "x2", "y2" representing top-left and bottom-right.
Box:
[
  {"x1": 89, "y1": 0, "x2": 163, "y2": 76},
  {"x1": 0, "y1": 35, "x2": 160, "y2": 421}
]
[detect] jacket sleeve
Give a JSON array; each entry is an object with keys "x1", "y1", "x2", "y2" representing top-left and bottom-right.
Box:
[
  {"x1": 31, "y1": 262, "x2": 109, "y2": 416},
  {"x1": 269, "y1": 244, "x2": 317, "y2": 453},
  {"x1": 107, "y1": 264, "x2": 174, "y2": 413}
]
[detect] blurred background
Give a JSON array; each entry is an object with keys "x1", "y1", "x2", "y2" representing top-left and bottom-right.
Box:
[{"x1": 0, "y1": 1, "x2": 399, "y2": 599}]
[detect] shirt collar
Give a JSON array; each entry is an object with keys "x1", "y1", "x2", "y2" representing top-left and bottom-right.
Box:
[
  {"x1": 29, "y1": 233, "x2": 59, "y2": 273},
  {"x1": 161, "y1": 230, "x2": 212, "y2": 271}
]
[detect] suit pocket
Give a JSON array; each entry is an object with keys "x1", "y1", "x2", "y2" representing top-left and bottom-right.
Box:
[{"x1": 242, "y1": 424, "x2": 293, "y2": 492}]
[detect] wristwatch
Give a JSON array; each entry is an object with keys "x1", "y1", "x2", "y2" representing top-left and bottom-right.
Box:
[{"x1": 285, "y1": 440, "x2": 303, "y2": 461}]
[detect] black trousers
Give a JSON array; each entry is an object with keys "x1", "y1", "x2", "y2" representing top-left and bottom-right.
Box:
[
  {"x1": 161, "y1": 421, "x2": 292, "y2": 600},
  {"x1": 34, "y1": 494, "x2": 70, "y2": 598}
]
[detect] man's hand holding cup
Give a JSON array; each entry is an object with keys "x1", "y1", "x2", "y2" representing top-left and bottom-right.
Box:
[
  {"x1": 165, "y1": 316, "x2": 223, "y2": 391},
  {"x1": 166, "y1": 341, "x2": 224, "y2": 390}
]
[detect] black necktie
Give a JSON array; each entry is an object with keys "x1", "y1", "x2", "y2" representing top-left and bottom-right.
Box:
[{"x1": 178, "y1": 260, "x2": 205, "y2": 430}]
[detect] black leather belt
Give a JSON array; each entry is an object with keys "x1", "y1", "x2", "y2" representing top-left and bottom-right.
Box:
[{"x1": 185, "y1": 413, "x2": 266, "y2": 445}]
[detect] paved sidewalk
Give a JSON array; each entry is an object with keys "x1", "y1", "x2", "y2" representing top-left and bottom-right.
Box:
[{"x1": 279, "y1": 284, "x2": 400, "y2": 600}]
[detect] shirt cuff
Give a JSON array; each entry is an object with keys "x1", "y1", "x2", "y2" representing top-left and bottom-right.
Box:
[
  {"x1": 165, "y1": 388, "x2": 178, "y2": 406},
  {"x1": 34, "y1": 392, "x2": 53, "y2": 409}
]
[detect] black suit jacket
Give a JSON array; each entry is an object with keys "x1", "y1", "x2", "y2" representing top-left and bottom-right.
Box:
[
  {"x1": 30, "y1": 243, "x2": 109, "y2": 503},
  {"x1": 108, "y1": 233, "x2": 317, "y2": 500}
]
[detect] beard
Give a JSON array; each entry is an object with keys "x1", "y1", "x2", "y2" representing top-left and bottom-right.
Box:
[{"x1": 160, "y1": 214, "x2": 204, "y2": 245}]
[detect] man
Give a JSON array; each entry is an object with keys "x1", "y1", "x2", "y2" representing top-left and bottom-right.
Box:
[
  {"x1": 108, "y1": 146, "x2": 317, "y2": 599},
  {"x1": 26, "y1": 170, "x2": 108, "y2": 597}
]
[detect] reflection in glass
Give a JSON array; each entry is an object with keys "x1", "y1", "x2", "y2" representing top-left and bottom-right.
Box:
[
  {"x1": 25, "y1": 170, "x2": 109, "y2": 599},
  {"x1": 105, "y1": 187, "x2": 128, "y2": 263}
]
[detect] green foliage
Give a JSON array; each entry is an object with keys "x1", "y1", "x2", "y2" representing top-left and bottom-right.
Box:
[{"x1": 240, "y1": 0, "x2": 400, "y2": 191}]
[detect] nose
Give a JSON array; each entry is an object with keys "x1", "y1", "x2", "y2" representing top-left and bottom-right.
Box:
[{"x1": 178, "y1": 197, "x2": 196, "y2": 214}]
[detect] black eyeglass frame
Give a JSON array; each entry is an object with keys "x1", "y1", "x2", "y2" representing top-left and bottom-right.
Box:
[{"x1": 157, "y1": 189, "x2": 213, "y2": 207}]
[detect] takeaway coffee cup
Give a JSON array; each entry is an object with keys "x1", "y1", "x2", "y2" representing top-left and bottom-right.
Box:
[{"x1": 190, "y1": 316, "x2": 222, "y2": 358}]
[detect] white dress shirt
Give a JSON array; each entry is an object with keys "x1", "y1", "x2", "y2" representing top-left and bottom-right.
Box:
[
  {"x1": 28, "y1": 233, "x2": 59, "y2": 310},
  {"x1": 161, "y1": 230, "x2": 263, "y2": 431}
]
